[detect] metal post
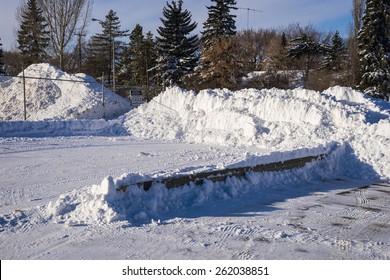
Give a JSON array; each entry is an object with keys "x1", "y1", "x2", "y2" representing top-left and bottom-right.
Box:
[
  {"x1": 102, "y1": 72, "x2": 105, "y2": 119},
  {"x1": 22, "y1": 67, "x2": 27, "y2": 120},
  {"x1": 112, "y1": 38, "x2": 116, "y2": 92}
]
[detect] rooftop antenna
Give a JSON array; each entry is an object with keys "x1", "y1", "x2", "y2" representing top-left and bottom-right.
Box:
[{"x1": 236, "y1": 7, "x2": 262, "y2": 30}]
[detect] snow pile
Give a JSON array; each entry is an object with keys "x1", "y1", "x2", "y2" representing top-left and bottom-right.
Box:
[
  {"x1": 45, "y1": 85, "x2": 390, "y2": 225},
  {"x1": 124, "y1": 86, "x2": 390, "y2": 177},
  {"x1": 0, "y1": 63, "x2": 131, "y2": 121}
]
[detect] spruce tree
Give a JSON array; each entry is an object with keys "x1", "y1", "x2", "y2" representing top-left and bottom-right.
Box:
[
  {"x1": 0, "y1": 38, "x2": 5, "y2": 75},
  {"x1": 85, "y1": 10, "x2": 129, "y2": 85},
  {"x1": 119, "y1": 26, "x2": 157, "y2": 86},
  {"x1": 357, "y1": 0, "x2": 390, "y2": 100},
  {"x1": 84, "y1": 36, "x2": 108, "y2": 82},
  {"x1": 143, "y1": 31, "x2": 157, "y2": 87},
  {"x1": 197, "y1": 0, "x2": 239, "y2": 89},
  {"x1": 129, "y1": 24, "x2": 147, "y2": 85},
  {"x1": 322, "y1": 31, "x2": 345, "y2": 71},
  {"x1": 199, "y1": 36, "x2": 243, "y2": 89},
  {"x1": 202, "y1": 0, "x2": 237, "y2": 48},
  {"x1": 155, "y1": 0, "x2": 199, "y2": 87},
  {"x1": 288, "y1": 34, "x2": 327, "y2": 87},
  {"x1": 17, "y1": 0, "x2": 50, "y2": 66},
  {"x1": 118, "y1": 26, "x2": 140, "y2": 85}
]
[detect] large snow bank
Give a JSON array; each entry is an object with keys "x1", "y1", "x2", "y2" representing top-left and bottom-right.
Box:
[
  {"x1": 0, "y1": 63, "x2": 131, "y2": 121},
  {"x1": 124, "y1": 86, "x2": 390, "y2": 177},
  {"x1": 44, "y1": 85, "x2": 390, "y2": 225}
]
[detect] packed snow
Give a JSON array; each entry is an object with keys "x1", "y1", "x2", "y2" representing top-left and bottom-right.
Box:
[
  {"x1": 0, "y1": 118, "x2": 127, "y2": 137},
  {"x1": 1, "y1": 81, "x2": 390, "y2": 260},
  {"x1": 0, "y1": 63, "x2": 131, "y2": 121}
]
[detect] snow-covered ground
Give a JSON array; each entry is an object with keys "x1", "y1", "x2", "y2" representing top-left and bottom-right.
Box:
[
  {"x1": 1, "y1": 136, "x2": 389, "y2": 260},
  {"x1": 1, "y1": 85, "x2": 390, "y2": 259}
]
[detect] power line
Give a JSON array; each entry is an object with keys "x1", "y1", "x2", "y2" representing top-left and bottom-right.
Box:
[{"x1": 2, "y1": 74, "x2": 101, "y2": 84}]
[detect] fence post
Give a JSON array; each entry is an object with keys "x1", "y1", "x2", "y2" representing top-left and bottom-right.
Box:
[
  {"x1": 22, "y1": 67, "x2": 27, "y2": 121},
  {"x1": 101, "y1": 72, "x2": 105, "y2": 120}
]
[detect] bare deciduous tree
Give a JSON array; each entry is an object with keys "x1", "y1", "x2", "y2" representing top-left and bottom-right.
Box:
[
  {"x1": 235, "y1": 29, "x2": 277, "y2": 73},
  {"x1": 37, "y1": 0, "x2": 93, "y2": 69}
]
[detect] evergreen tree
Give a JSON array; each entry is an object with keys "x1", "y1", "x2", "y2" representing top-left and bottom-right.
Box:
[
  {"x1": 143, "y1": 31, "x2": 158, "y2": 87},
  {"x1": 84, "y1": 36, "x2": 108, "y2": 82},
  {"x1": 0, "y1": 38, "x2": 5, "y2": 75},
  {"x1": 197, "y1": 0, "x2": 239, "y2": 89},
  {"x1": 288, "y1": 34, "x2": 327, "y2": 86},
  {"x1": 322, "y1": 31, "x2": 346, "y2": 71},
  {"x1": 202, "y1": 0, "x2": 237, "y2": 48},
  {"x1": 85, "y1": 10, "x2": 129, "y2": 85},
  {"x1": 118, "y1": 25, "x2": 141, "y2": 84},
  {"x1": 155, "y1": 0, "x2": 199, "y2": 87},
  {"x1": 119, "y1": 26, "x2": 157, "y2": 86},
  {"x1": 357, "y1": 0, "x2": 390, "y2": 100},
  {"x1": 199, "y1": 36, "x2": 243, "y2": 89},
  {"x1": 17, "y1": 0, "x2": 50, "y2": 66},
  {"x1": 129, "y1": 24, "x2": 148, "y2": 86},
  {"x1": 265, "y1": 32, "x2": 290, "y2": 73}
]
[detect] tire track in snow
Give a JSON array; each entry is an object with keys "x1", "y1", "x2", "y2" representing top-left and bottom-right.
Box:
[
  {"x1": 209, "y1": 221, "x2": 265, "y2": 259},
  {"x1": 298, "y1": 183, "x2": 390, "y2": 258},
  {"x1": 214, "y1": 223, "x2": 241, "y2": 250},
  {"x1": 354, "y1": 184, "x2": 390, "y2": 244}
]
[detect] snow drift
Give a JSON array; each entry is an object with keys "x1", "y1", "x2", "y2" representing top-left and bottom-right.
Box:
[
  {"x1": 124, "y1": 86, "x2": 389, "y2": 147},
  {"x1": 0, "y1": 63, "x2": 131, "y2": 121},
  {"x1": 124, "y1": 86, "x2": 390, "y2": 178},
  {"x1": 45, "y1": 86, "x2": 390, "y2": 225}
]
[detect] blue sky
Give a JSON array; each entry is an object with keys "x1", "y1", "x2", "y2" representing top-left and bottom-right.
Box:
[{"x1": 0, "y1": 0, "x2": 353, "y2": 50}]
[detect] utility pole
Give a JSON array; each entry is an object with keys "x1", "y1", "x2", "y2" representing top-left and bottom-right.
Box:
[
  {"x1": 237, "y1": 7, "x2": 262, "y2": 30},
  {"x1": 75, "y1": 32, "x2": 86, "y2": 70}
]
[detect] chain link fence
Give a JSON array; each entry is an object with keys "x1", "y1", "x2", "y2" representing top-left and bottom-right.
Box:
[{"x1": 0, "y1": 71, "x2": 162, "y2": 121}]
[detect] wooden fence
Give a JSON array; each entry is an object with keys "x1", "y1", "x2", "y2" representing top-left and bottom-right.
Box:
[{"x1": 119, "y1": 154, "x2": 326, "y2": 192}]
